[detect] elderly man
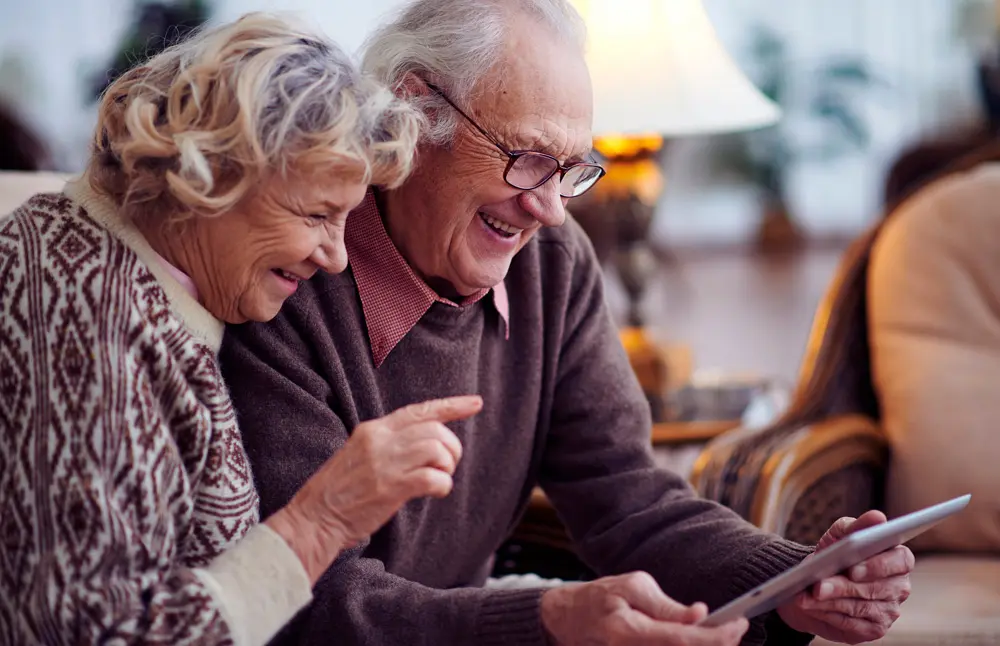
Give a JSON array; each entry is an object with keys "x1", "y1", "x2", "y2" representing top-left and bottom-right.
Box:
[{"x1": 220, "y1": 1, "x2": 913, "y2": 644}]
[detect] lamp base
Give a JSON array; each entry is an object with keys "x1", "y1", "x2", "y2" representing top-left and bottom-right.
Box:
[
  {"x1": 571, "y1": 137, "x2": 670, "y2": 327},
  {"x1": 620, "y1": 326, "x2": 669, "y2": 421},
  {"x1": 756, "y1": 199, "x2": 804, "y2": 253}
]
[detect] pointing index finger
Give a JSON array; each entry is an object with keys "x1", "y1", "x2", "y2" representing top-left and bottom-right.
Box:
[{"x1": 383, "y1": 396, "x2": 484, "y2": 430}]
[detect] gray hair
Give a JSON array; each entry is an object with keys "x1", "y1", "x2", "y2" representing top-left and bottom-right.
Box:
[
  {"x1": 361, "y1": 0, "x2": 586, "y2": 146},
  {"x1": 90, "y1": 12, "x2": 421, "y2": 223}
]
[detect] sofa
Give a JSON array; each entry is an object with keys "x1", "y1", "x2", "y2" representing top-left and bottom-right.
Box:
[
  {"x1": 0, "y1": 171, "x2": 71, "y2": 214},
  {"x1": 691, "y1": 161, "x2": 1000, "y2": 645}
]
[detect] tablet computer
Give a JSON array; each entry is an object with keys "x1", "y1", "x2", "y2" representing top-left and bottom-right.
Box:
[{"x1": 699, "y1": 493, "x2": 972, "y2": 627}]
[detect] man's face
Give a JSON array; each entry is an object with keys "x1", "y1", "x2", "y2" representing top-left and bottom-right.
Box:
[{"x1": 385, "y1": 15, "x2": 594, "y2": 298}]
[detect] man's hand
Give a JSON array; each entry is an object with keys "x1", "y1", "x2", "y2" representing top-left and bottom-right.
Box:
[
  {"x1": 540, "y1": 572, "x2": 748, "y2": 646},
  {"x1": 777, "y1": 511, "x2": 914, "y2": 644}
]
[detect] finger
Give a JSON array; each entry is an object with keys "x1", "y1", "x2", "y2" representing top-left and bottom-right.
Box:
[
  {"x1": 814, "y1": 574, "x2": 910, "y2": 602},
  {"x1": 849, "y1": 545, "x2": 915, "y2": 582},
  {"x1": 614, "y1": 572, "x2": 695, "y2": 623},
  {"x1": 850, "y1": 509, "x2": 889, "y2": 531},
  {"x1": 609, "y1": 610, "x2": 747, "y2": 646},
  {"x1": 802, "y1": 609, "x2": 892, "y2": 643},
  {"x1": 382, "y1": 396, "x2": 483, "y2": 430},
  {"x1": 412, "y1": 422, "x2": 463, "y2": 465},
  {"x1": 395, "y1": 422, "x2": 463, "y2": 469},
  {"x1": 818, "y1": 517, "x2": 856, "y2": 549},
  {"x1": 402, "y1": 438, "x2": 458, "y2": 474},
  {"x1": 403, "y1": 467, "x2": 454, "y2": 499},
  {"x1": 797, "y1": 595, "x2": 901, "y2": 624},
  {"x1": 687, "y1": 602, "x2": 709, "y2": 624},
  {"x1": 672, "y1": 618, "x2": 750, "y2": 646},
  {"x1": 819, "y1": 510, "x2": 887, "y2": 548}
]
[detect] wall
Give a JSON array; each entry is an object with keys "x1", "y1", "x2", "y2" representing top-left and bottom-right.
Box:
[
  {"x1": 0, "y1": 0, "x2": 405, "y2": 170},
  {"x1": 0, "y1": 0, "x2": 990, "y2": 241},
  {"x1": 657, "y1": 0, "x2": 989, "y2": 245},
  {"x1": 1, "y1": 0, "x2": 132, "y2": 169}
]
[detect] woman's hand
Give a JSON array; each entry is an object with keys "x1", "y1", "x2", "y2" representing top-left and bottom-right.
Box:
[{"x1": 266, "y1": 395, "x2": 483, "y2": 582}]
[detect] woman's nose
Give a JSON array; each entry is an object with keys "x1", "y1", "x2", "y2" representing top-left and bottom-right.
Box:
[{"x1": 311, "y1": 236, "x2": 348, "y2": 274}]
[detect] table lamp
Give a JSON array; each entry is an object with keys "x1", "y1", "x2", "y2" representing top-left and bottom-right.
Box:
[{"x1": 568, "y1": 0, "x2": 781, "y2": 418}]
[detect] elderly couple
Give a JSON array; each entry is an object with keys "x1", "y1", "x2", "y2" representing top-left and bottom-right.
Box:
[{"x1": 0, "y1": 2, "x2": 913, "y2": 645}]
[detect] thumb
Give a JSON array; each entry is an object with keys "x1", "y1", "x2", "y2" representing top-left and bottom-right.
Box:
[
  {"x1": 819, "y1": 510, "x2": 887, "y2": 550},
  {"x1": 666, "y1": 602, "x2": 708, "y2": 625},
  {"x1": 684, "y1": 602, "x2": 709, "y2": 624},
  {"x1": 620, "y1": 575, "x2": 700, "y2": 623}
]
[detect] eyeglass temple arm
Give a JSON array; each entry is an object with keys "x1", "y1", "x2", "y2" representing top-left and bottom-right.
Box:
[{"x1": 424, "y1": 82, "x2": 512, "y2": 155}]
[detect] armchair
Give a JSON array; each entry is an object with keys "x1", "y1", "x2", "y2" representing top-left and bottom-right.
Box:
[
  {"x1": 691, "y1": 225, "x2": 887, "y2": 542},
  {"x1": 692, "y1": 159, "x2": 1000, "y2": 645},
  {"x1": 0, "y1": 171, "x2": 70, "y2": 214}
]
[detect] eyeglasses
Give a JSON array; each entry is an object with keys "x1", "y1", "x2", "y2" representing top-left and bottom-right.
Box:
[{"x1": 426, "y1": 83, "x2": 606, "y2": 198}]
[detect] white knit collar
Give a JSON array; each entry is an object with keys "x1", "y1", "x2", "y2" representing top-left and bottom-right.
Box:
[{"x1": 63, "y1": 177, "x2": 224, "y2": 352}]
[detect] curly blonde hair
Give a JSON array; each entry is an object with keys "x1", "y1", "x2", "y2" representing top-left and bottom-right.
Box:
[{"x1": 88, "y1": 12, "x2": 422, "y2": 222}]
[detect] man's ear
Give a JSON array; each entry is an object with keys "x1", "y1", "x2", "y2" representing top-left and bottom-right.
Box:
[
  {"x1": 396, "y1": 72, "x2": 432, "y2": 101},
  {"x1": 396, "y1": 72, "x2": 447, "y2": 132}
]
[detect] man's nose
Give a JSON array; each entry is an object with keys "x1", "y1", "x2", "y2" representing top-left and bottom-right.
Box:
[{"x1": 518, "y1": 175, "x2": 567, "y2": 228}]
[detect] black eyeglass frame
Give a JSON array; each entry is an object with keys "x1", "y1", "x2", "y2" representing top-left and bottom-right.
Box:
[{"x1": 425, "y1": 82, "x2": 606, "y2": 198}]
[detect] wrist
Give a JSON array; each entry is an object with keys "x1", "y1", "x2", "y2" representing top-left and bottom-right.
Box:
[
  {"x1": 539, "y1": 586, "x2": 566, "y2": 646},
  {"x1": 264, "y1": 504, "x2": 348, "y2": 585}
]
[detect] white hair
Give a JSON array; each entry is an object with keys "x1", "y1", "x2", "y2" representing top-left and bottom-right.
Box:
[{"x1": 361, "y1": 0, "x2": 586, "y2": 146}]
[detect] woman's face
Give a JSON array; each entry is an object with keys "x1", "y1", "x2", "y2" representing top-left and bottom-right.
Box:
[{"x1": 188, "y1": 169, "x2": 367, "y2": 323}]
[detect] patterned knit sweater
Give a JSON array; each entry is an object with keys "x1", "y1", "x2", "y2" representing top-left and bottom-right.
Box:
[{"x1": 0, "y1": 180, "x2": 311, "y2": 645}]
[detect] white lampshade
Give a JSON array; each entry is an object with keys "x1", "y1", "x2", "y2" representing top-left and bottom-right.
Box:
[{"x1": 571, "y1": 0, "x2": 781, "y2": 137}]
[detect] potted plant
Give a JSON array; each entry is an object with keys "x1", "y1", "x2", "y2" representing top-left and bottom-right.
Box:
[
  {"x1": 89, "y1": 0, "x2": 212, "y2": 101},
  {"x1": 713, "y1": 25, "x2": 886, "y2": 251}
]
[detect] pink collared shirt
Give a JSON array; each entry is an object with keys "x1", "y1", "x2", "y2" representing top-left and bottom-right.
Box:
[
  {"x1": 345, "y1": 191, "x2": 510, "y2": 367},
  {"x1": 149, "y1": 248, "x2": 200, "y2": 302}
]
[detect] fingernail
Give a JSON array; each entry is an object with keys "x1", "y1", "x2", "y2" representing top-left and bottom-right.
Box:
[
  {"x1": 851, "y1": 565, "x2": 867, "y2": 580},
  {"x1": 817, "y1": 582, "x2": 834, "y2": 599}
]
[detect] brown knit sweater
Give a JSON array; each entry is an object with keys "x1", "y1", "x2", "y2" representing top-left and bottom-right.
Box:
[{"x1": 220, "y1": 212, "x2": 815, "y2": 646}]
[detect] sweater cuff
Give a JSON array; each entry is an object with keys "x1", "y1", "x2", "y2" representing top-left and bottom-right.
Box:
[
  {"x1": 474, "y1": 587, "x2": 548, "y2": 646},
  {"x1": 193, "y1": 524, "x2": 313, "y2": 646},
  {"x1": 730, "y1": 539, "x2": 815, "y2": 646}
]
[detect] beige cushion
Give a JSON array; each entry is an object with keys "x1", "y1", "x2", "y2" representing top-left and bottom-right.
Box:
[
  {"x1": 813, "y1": 555, "x2": 1000, "y2": 646},
  {"x1": 869, "y1": 163, "x2": 1000, "y2": 553},
  {"x1": 0, "y1": 171, "x2": 71, "y2": 215}
]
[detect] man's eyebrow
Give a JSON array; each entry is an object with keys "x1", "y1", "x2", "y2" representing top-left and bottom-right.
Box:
[{"x1": 515, "y1": 136, "x2": 593, "y2": 163}]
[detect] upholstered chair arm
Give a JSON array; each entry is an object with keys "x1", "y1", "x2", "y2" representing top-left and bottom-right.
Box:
[{"x1": 691, "y1": 415, "x2": 889, "y2": 543}]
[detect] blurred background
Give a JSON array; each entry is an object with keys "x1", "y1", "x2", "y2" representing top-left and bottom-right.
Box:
[{"x1": 3, "y1": 0, "x2": 999, "y2": 404}]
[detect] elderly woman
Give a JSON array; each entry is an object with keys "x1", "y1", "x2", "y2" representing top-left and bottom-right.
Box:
[{"x1": 0, "y1": 13, "x2": 480, "y2": 646}]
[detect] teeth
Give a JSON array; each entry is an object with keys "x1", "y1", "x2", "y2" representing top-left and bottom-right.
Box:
[
  {"x1": 278, "y1": 269, "x2": 300, "y2": 282},
  {"x1": 479, "y1": 212, "x2": 522, "y2": 235}
]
